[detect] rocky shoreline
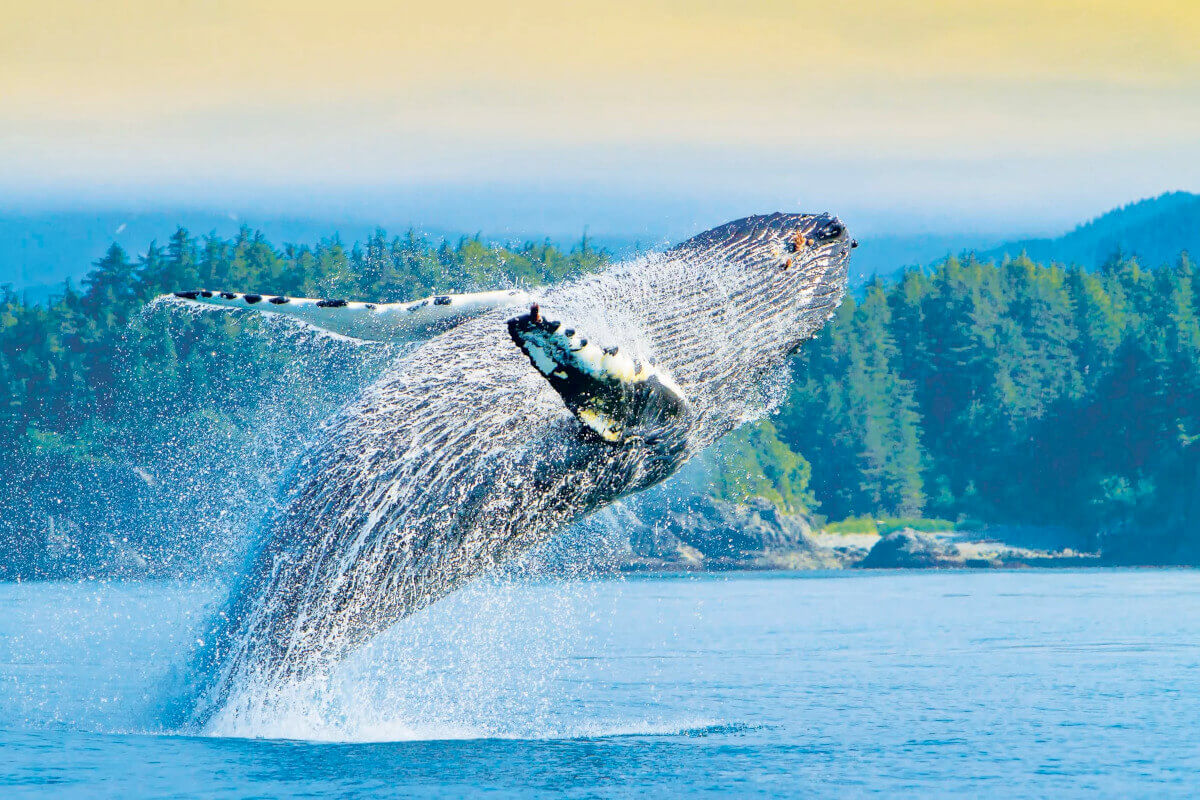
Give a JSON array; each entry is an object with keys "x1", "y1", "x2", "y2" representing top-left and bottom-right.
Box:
[
  {"x1": 0, "y1": 475, "x2": 1133, "y2": 580},
  {"x1": 606, "y1": 497, "x2": 1103, "y2": 572}
]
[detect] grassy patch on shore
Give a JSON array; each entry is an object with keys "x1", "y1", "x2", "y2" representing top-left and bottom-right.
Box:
[{"x1": 822, "y1": 516, "x2": 961, "y2": 536}]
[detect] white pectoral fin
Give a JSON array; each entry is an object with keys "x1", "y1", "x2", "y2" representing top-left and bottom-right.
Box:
[
  {"x1": 507, "y1": 304, "x2": 688, "y2": 444},
  {"x1": 164, "y1": 289, "x2": 533, "y2": 342}
]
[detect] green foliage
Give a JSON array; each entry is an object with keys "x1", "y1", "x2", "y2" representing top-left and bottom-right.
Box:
[
  {"x1": 766, "y1": 250, "x2": 1200, "y2": 545},
  {"x1": 0, "y1": 227, "x2": 601, "y2": 458},
  {"x1": 821, "y1": 516, "x2": 958, "y2": 535},
  {"x1": 2, "y1": 220, "x2": 1198, "y2": 567},
  {"x1": 821, "y1": 516, "x2": 879, "y2": 535},
  {"x1": 707, "y1": 419, "x2": 814, "y2": 513},
  {"x1": 779, "y1": 281, "x2": 926, "y2": 517},
  {"x1": 876, "y1": 518, "x2": 958, "y2": 535}
]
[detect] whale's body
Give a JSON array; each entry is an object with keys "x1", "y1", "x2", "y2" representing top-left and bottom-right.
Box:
[{"x1": 178, "y1": 213, "x2": 851, "y2": 723}]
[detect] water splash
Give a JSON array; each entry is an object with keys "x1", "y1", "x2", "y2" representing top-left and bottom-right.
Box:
[
  {"x1": 139, "y1": 214, "x2": 851, "y2": 734},
  {"x1": 204, "y1": 570, "x2": 603, "y2": 741},
  {"x1": 174, "y1": 214, "x2": 849, "y2": 731}
]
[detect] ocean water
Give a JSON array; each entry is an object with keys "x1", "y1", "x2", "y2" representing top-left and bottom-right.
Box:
[{"x1": 1, "y1": 569, "x2": 1197, "y2": 798}]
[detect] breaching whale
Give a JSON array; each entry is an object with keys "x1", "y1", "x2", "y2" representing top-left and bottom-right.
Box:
[{"x1": 166, "y1": 212, "x2": 852, "y2": 724}]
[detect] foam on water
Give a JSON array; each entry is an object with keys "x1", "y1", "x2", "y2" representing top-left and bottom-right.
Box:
[
  {"x1": 204, "y1": 571, "x2": 595, "y2": 741},
  {"x1": 197, "y1": 540, "x2": 723, "y2": 743}
]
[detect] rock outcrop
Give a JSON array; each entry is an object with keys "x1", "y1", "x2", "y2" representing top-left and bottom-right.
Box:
[
  {"x1": 857, "y1": 528, "x2": 965, "y2": 568},
  {"x1": 621, "y1": 496, "x2": 842, "y2": 570}
]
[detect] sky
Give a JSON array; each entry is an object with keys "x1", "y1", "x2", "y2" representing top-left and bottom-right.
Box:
[{"x1": 3, "y1": 0, "x2": 1200, "y2": 239}]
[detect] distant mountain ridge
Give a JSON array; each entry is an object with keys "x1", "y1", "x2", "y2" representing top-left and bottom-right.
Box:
[
  {"x1": 0, "y1": 210, "x2": 634, "y2": 300},
  {"x1": 847, "y1": 232, "x2": 1007, "y2": 284},
  {"x1": 0, "y1": 211, "x2": 402, "y2": 297},
  {"x1": 977, "y1": 191, "x2": 1200, "y2": 268},
  {"x1": 0, "y1": 207, "x2": 995, "y2": 295},
  {"x1": 3, "y1": 192, "x2": 1197, "y2": 297}
]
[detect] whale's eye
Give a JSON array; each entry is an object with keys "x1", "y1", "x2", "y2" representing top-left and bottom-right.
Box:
[{"x1": 813, "y1": 220, "x2": 846, "y2": 243}]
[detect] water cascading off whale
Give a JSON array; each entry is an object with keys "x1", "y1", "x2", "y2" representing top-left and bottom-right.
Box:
[{"x1": 165, "y1": 212, "x2": 852, "y2": 724}]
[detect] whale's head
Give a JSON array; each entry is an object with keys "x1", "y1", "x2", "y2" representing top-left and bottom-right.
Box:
[
  {"x1": 645, "y1": 212, "x2": 853, "y2": 445},
  {"x1": 669, "y1": 211, "x2": 851, "y2": 353},
  {"x1": 541, "y1": 211, "x2": 851, "y2": 451}
]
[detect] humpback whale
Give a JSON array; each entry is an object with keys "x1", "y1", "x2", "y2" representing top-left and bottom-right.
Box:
[{"x1": 165, "y1": 212, "x2": 852, "y2": 725}]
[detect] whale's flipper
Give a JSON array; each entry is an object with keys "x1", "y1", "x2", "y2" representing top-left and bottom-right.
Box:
[
  {"x1": 165, "y1": 289, "x2": 532, "y2": 342},
  {"x1": 508, "y1": 305, "x2": 688, "y2": 443}
]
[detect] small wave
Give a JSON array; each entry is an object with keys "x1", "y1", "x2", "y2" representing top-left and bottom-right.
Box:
[
  {"x1": 198, "y1": 715, "x2": 738, "y2": 744},
  {"x1": 675, "y1": 721, "x2": 763, "y2": 737}
]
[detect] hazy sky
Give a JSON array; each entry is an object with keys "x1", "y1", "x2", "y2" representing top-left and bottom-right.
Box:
[{"x1": 3, "y1": 0, "x2": 1199, "y2": 237}]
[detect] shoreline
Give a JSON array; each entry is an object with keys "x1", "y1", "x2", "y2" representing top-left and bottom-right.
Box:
[{"x1": 605, "y1": 496, "x2": 1117, "y2": 573}]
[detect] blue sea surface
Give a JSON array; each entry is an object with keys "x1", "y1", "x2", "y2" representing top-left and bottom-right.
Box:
[{"x1": 1, "y1": 569, "x2": 1198, "y2": 798}]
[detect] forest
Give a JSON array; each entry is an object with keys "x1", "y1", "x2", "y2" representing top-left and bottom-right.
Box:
[
  {"x1": 1, "y1": 226, "x2": 1198, "y2": 574},
  {"x1": 758, "y1": 252, "x2": 1200, "y2": 562}
]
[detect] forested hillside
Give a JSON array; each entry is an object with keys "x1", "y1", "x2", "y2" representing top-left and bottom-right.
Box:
[
  {"x1": 0, "y1": 227, "x2": 603, "y2": 444},
  {"x1": 0, "y1": 228, "x2": 604, "y2": 578},
  {"x1": 702, "y1": 250, "x2": 1200, "y2": 562},
  {"x1": 0, "y1": 211, "x2": 397, "y2": 294},
  {"x1": 1, "y1": 223, "x2": 1198, "y2": 575},
  {"x1": 774, "y1": 253, "x2": 1200, "y2": 560}
]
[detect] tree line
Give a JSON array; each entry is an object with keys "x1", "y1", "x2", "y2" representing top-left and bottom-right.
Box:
[
  {"x1": 2, "y1": 226, "x2": 1197, "y2": 571},
  {"x1": 0, "y1": 227, "x2": 603, "y2": 451},
  {"x1": 720, "y1": 249, "x2": 1200, "y2": 559},
  {"x1": 0, "y1": 227, "x2": 603, "y2": 577}
]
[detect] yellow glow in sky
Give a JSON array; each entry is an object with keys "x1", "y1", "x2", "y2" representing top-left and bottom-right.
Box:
[{"x1": 2, "y1": 0, "x2": 1199, "y2": 229}]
